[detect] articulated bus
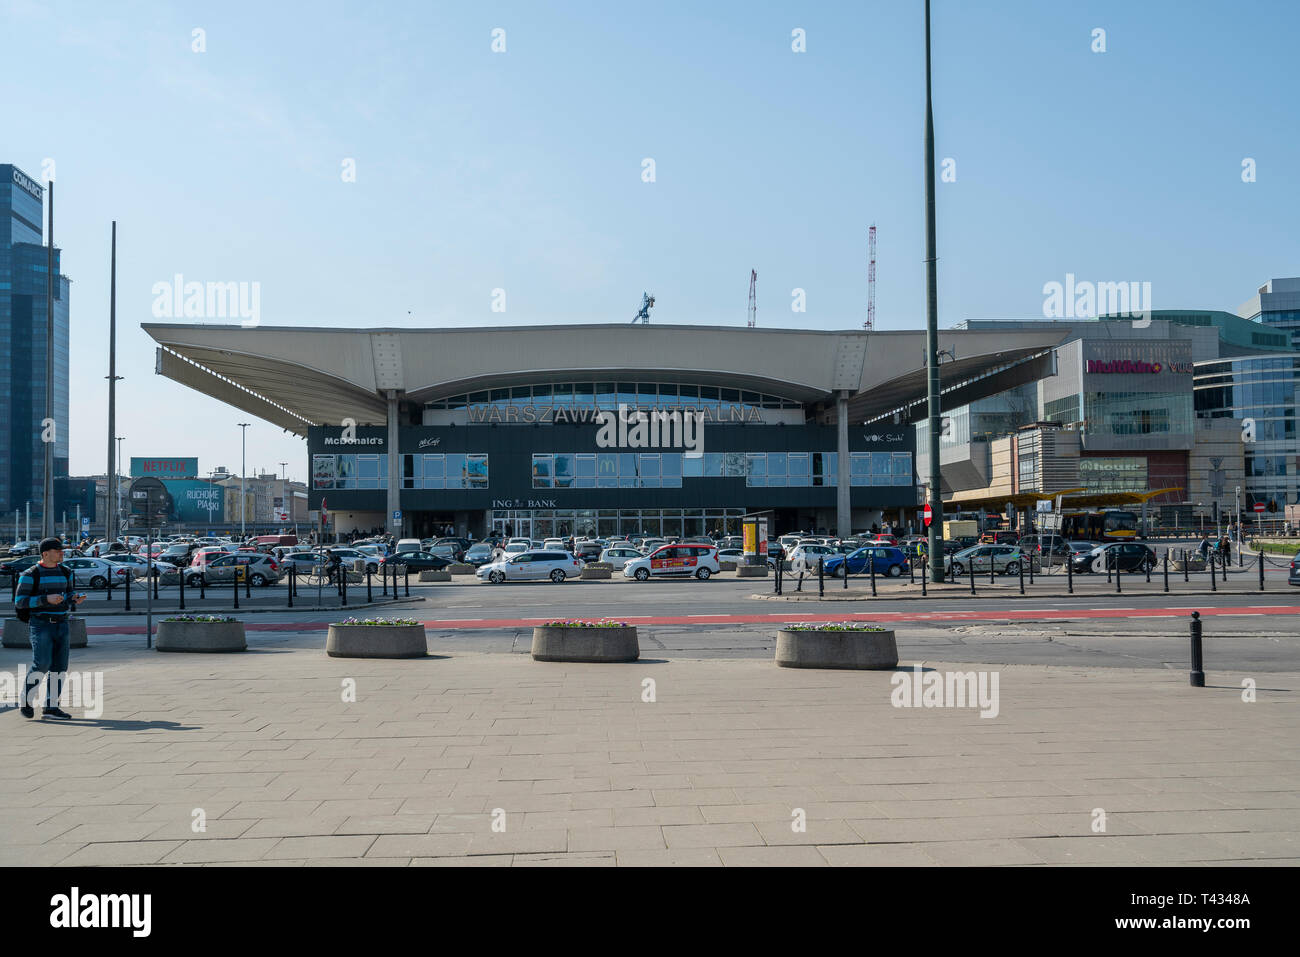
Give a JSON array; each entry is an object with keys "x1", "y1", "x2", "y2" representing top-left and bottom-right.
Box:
[{"x1": 1057, "y1": 509, "x2": 1138, "y2": 542}]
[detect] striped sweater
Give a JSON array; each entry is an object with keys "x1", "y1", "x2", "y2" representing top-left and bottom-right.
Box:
[{"x1": 15, "y1": 562, "x2": 74, "y2": 620}]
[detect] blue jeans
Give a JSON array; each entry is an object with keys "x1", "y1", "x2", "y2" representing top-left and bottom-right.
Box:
[{"x1": 25, "y1": 616, "x2": 70, "y2": 708}]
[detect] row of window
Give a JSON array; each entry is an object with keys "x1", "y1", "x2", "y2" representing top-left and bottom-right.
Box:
[
  {"x1": 531, "y1": 452, "x2": 914, "y2": 488},
  {"x1": 313, "y1": 450, "x2": 915, "y2": 491},
  {"x1": 424, "y1": 382, "x2": 803, "y2": 411}
]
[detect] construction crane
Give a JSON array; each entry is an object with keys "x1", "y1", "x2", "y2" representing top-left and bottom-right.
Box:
[
  {"x1": 864, "y1": 223, "x2": 877, "y2": 331},
  {"x1": 631, "y1": 292, "x2": 656, "y2": 324},
  {"x1": 747, "y1": 269, "x2": 757, "y2": 327}
]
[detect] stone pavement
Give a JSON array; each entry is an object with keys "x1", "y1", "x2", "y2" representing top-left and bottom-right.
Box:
[{"x1": 1, "y1": 640, "x2": 1296, "y2": 866}]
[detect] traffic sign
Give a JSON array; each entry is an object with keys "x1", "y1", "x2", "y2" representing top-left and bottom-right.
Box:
[
  {"x1": 81, "y1": 517, "x2": 89, "y2": 530},
  {"x1": 923, "y1": 503, "x2": 933, "y2": 527},
  {"x1": 1253, "y1": 503, "x2": 1266, "y2": 512}
]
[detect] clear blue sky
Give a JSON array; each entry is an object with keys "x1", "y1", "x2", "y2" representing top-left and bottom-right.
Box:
[{"x1": 2, "y1": 0, "x2": 1296, "y2": 479}]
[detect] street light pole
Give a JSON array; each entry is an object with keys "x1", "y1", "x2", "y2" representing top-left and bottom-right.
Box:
[
  {"x1": 115, "y1": 437, "x2": 125, "y2": 539},
  {"x1": 42, "y1": 181, "x2": 55, "y2": 538},
  {"x1": 238, "y1": 423, "x2": 251, "y2": 539},
  {"x1": 923, "y1": 0, "x2": 945, "y2": 583}
]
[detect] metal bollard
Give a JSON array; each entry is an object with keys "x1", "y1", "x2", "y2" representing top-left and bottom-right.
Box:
[
  {"x1": 1067, "y1": 554, "x2": 1073, "y2": 594},
  {"x1": 843, "y1": 555, "x2": 848, "y2": 590},
  {"x1": 288, "y1": 568, "x2": 294, "y2": 608},
  {"x1": 1115, "y1": 552, "x2": 1122, "y2": 594},
  {"x1": 920, "y1": 557, "x2": 927, "y2": 597},
  {"x1": 990, "y1": 556, "x2": 995, "y2": 586},
  {"x1": 124, "y1": 570, "x2": 131, "y2": 612},
  {"x1": 367, "y1": 566, "x2": 373, "y2": 602},
  {"x1": 341, "y1": 564, "x2": 348, "y2": 606},
  {"x1": 1106, "y1": 551, "x2": 1112, "y2": 584},
  {"x1": 870, "y1": 557, "x2": 877, "y2": 597},
  {"x1": 200, "y1": 571, "x2": 206, "y2": 600},
  {"x1": 796, "y1": 559, "x2": 803, "y2": 593},
  {"x1": 1259, "y1": 552, "x2": 1265, "y2": 591},
  {"x1": 1145, "y1": 552, "x2": 1151, "y2": 583},
  {"x1": 909, "y1": 558, "x2": 914, "y2": 585},
  {"x1": 233, "y1": 570, "x2": 240, "y2": 609},
  {"x1": 1220, "y1": 550, "x2": 1227, "y2": 584},
  {"x1": 404, "y1": 567, "x2": 409, "y2": 597},
  {"x1": 1209, "y1": 552, "x2": 1216, "y2": 592},
  {"x1": 179, "y1": 567, "x2": 185, "y2": 610},
  {"x1": 818, "y1": 557, "x2": 824, "y2": 598},
  {"x1": 246, "y1": 567, "x2": 252, "y2": 599},
  {"x1": 1028, "y1": 551, "x2": 1034, "y2": 585},
  {"x1": 1018, "y1": 556, "x2": 1024, "y2": 595},
  {"x1": 1189, "y1": 611, "x2": 1205, "y2": 687},
  {"x1": 153, "y1": 569, "x2": 160, "y2": 600},
  {"x1": 1183, "y1": 549, "x2": 1189, "y2": 583},
  {"x1": 1163, "y1": 551, "x2": 1169, "y2": 593},
  {"x1": 969, "y1": 558, "x2": 975, "y2": 595}
]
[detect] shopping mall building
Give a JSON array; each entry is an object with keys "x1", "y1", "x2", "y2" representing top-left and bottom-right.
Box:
[{"x1": 142, "y1": 322, "x2": 1068, "y2": 540}]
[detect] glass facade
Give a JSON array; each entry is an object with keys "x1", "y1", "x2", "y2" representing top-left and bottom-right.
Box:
[
  {"x1": 1078, "y1": 455, "x2": 1148, "y2": 493},
  {"x1": 312, "y1": 453, "x2": 491, "y2": 490},
  {"x1": 1082, "y1": 391, "x2": 1192, "y2": 445},
  {"x1": 1196, "y1": 356, "x2": 1300, "y2": 506},
  {"x1": 531, "y1": 451, "x2": 912, "y2": 489},
  {"x1": 490, "y1": 507, "x2": 748, "y2": 540},
  {"x1": 426, "y1": 381, "x2": 803, "y2": 415},
  {"x1": 0, "y1": 165, "x2": 70, "y2": 516}
]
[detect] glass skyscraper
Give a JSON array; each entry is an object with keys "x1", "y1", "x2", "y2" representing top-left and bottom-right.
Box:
[{"x1": 0, "y1": 163, "x2": 70, "y2": 520}]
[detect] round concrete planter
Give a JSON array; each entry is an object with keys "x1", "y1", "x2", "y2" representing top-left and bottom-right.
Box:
[
  {"x1": 326, "y1": 623, "x2": 427, "y2": 659},
  {"x1": 580, "y1": 567, "x2": 611, "y2": 580},
  {"x1": 419, "y1": 569, "x2": 452, "y2": 582},
  {"x1": 775, "y1": 628, "x2": 898, "y2": 670},
  {"x1": 531, "y1": 625, "x2": 639, "y2": 663},
  {"x1": 155, "y1": 620, "x2": 246, "y2": 653},
  {"x1": 736, "y1": 564, "x2": 768, "y2": 578},
  {"x1": 446, "y1": 563, "x2": 475, "y2": 575},
  {"x1": 3, "y1": 617, "x2": 88, "y2": 649},
  {"x1": 1173, "y1": 557, "x2": 1207, "y2": 572}
]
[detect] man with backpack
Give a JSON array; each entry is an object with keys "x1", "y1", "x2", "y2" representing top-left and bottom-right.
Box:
[{"x1": 15, "y1": 538, "x2": 85, "y2": 719}]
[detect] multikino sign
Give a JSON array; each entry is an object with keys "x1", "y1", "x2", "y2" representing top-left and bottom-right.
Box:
[{"x1": 1086, "y1": 359, "x2": 1193, "y2": 375}]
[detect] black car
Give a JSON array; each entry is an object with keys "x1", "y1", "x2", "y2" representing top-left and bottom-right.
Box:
[
  {"x1": 381, "y1": 551, "x2": 453, "y2": 572},
  {"x1": 1072, "y1": 542, "x2": 1157, "y2": 574}
]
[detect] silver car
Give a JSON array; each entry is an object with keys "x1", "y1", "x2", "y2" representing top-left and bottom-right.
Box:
[
  {"x1": 476, "y1": 549, "x2": 582, "y2": 584},
  {"x1": 599, "y1": 545, "x2": 646, "y2": 570}
]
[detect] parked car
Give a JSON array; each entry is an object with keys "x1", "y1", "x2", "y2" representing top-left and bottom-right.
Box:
[
  {"x1": 1019, "y1": 534, "x2": 1072, "y2": 560},
  {"x1": 59, "y1": 557, "x2": 133, "y2": 589},
  {"x1": 979, "y1": 530, "x2": 1021, "y2": 545},
  {"x1": 599, "y1": 545, "x2": 646, "y2": 570},
  {"x1": 784, "y1": 543, "x2": 838, "y2": 570},
  {"x1": 381, "y1": 551, "x2": 453, "y2": 573},
  {"x1": 574, "y1": 541, "x2": 604, "y2": 563},
  {"x1": 318, "y1": 547, "x2": 379, "y2": 574},
  {"x1": 395, "y1": 538, "x2": 423, "y2": 554},
  {"x1": 476, "y1": 549, "x2": 582, "y2": 584},
  {"x1": 1289, "y1": 552, "x2": 1300, "y2": 586},
  {"x1": 186, "y1": 553, "x2": 284, "y2": 588},
  {"x1": 1073, "y1": 542, "x2": 1157, "y2": 574},
  {"x1": 105, "y1": 554, "x2": 166, "y2": 579},
  {"x1": 623, "y1": 544, "x2": 721, "y2": 581},
  {"x1": 716, "y1": 547, "x2": 745, "y2": 564},
  {"x1": 823, "y1": 545, "x2": 912, "y2": 579},
  {"x1": 945, "y1": 545, "x2": 1024, "y2": 577},
  {"x1": 638, "y1": 538, "x2": 668, "y2": 555},
  {"x1": 278, "y1": 551, "x2": 321, "y2": 573},
  {"x1": 463, "y1": 542, "x2": 499, "y2": 567}
]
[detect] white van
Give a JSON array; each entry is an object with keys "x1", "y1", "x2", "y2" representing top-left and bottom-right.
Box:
[{"x1": 395, "y1": 538, "x2": 423, "y2": 554}]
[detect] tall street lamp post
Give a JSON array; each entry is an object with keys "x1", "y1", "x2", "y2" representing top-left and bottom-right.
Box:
[
  {"x1": 923, "y1": 0, "x2": 945, "y2": 583},
  {"x1": 238, "y1": 423, "x2": 251, "y2": 539}
]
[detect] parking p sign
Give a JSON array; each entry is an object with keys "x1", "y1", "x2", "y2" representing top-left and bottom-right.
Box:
[
  {"x1": 81, "y1": 517, "x2": 90, "y2": 531},
  {"x1": 392, "y1": 509, "x2": 402, "y2": 527}
]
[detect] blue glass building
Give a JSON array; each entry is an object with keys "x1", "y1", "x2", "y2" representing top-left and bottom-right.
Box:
[{"x1": 0, "y1": 163, "x2": 70, "y2": 519}]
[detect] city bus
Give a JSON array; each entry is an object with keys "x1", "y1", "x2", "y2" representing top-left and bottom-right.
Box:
[{"x1": 1058, "y1": 509, "x2": 1138, "y2": 542}]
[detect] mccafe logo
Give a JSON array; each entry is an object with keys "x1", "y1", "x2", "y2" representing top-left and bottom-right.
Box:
[{"x1": 418, "y1": 437, "x2": 442, "y2": 449}]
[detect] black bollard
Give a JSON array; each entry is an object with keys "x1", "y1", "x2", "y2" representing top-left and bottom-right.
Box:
[
  {"x1": 1018, "y1": 555, "x2": 1024, "y2": 595},
  {"x1": 990, "y1": 555, "x2": 995, "y2": 586},
  {"x1": 153, "y1": 569, "x2": 160, "y2": 601},
  {"x1": 245, "y1": 566, "x2": 251, "y2": 599},
  {"x1": 1115, "y1": 552, "x2": 1122, "y2": 594},
  {"x1": 341, "y1": 563, "x2": 348, "y2": 606},
  {"x1": 1189, "y1": 611, "x2": 1205, "y2": 687},
  {"x1": 843, "y1": 554, "x2": 848, "y2": 590},
  {"x1": 1220, "y1": 550, "x2": 1227, "y2": 585},
  {"x1": 1028, "y1": 550, "x2": 1034, "y2": 585},
  {"x1": 404, "y1": 566, "x2": 409, "y2": 597},
  {"x1": 124, "y1": 570, "x2": 131, "y2": 612},
  {"x1": 870, "y1": 556, "x2": 877, "y2": 597},
  {"x1": 817, "y1": 557, "x2": 824, "y2": 598},
  {"x1": 200, "y1": 571, "x2": 206, "y2": 600},
  {"x1": 1106, "y1": 551, "x2": 1112, "y2": 584},
  {"x1": 1183, "y1": 549, "x2": 1189, "y2": 583},
  {"x1": 1145, "y1": 551, "x2": 1151, "y2": 583},
  {"x1": 1163, "y1": 551, "x2": 1169, "y2": 593},
  {"x1": 1209, "y1": 552, "x2": 1216, "y2": 592},
  {"x1": 288, "y1": 568, "x2": 294, "y2": 608},
  {"x1": 382, "y1": 562, "x2": 389, "y2": 596},
  {"x1": 796, "y1": 558, "x2": 803, "y2": 593},
  {"x1": 909, "y1": 557, "x2": 914, "y2": 586},
  {"x1": 233, "y1": 570, "x2": 240, "y2": 609},
  {"x1": 920, "y1": 557, "x2": 927, "y2": 597},
  {"x1": 367, "y1": 566, "x2": 373, "y2": 602},
  {"x1": 106, "y1": 568, "x2": 112, "y2": 602},
  {"x1": 1067, "y1": 553, "x2": 1073, "y2": 594},
  {"x1": 1259, "y1": 552, "x2": 1265, "y2": 592},
  {"x1": 969, "y1": 558, "x2": 975, "y2": 596},
  {"x1": 179, "y1": 566, "x2": 185, "y2": 610}
]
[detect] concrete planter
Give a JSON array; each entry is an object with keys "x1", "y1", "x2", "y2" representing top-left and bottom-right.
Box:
[
  {"x1": 718, "y1": 561, "x2": 738, "y2": 572},
  {"x1": 775, "y1": 628, "x2": 898, "y2": 670},
  {"x1": 3, "y1": 617, "x2": 88, "y2": 649},
  {"x1": 446, "y1": 563, "x2": 475, "y2": 575},
  {"x1": 580, "y1": 567, "x2": 612, "y2": 580},
  {"x1": 419, "y1": 570, "x2": 452, "y2": 582},
  {"x1": 736, "y1": 564, "x2": 768, "y2": 578},
  {"x1": 326, "y1": 623, "x2": 427, "y2": 659},
  {"x1": 1173, "y1": 557, "x2": 1207, "y2": 572},
  {"x1": 156, "y1": 620, "x2": 246, "y2": 653},
  {"x1": 531, "y1": 625, "x2": 639, "y2": 663}
]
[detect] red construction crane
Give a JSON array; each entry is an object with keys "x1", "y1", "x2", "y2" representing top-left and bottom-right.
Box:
[
  {"x1": 747, "y1": 269, "x2": 757, "y2": 328},
  {"x1": 864, "y1": 224, "x2": 877, "y2": 331}
]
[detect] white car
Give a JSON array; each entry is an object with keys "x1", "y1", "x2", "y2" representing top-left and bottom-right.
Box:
[
  {"x1": 599, "y1": 545, "x2": 646, "y2": 570},
  {"x1": 785, "y1": 544, "x2": 838, "y2": 571},
  {"x1": 476, "y1": 549, "x2": 582, "y2": 584},
  {"x1": 62, "y1": 556, "x2": 140, "y2": 588},
  {"x1": 543, "y1": 538, "x2": 566, "y2": 549},
  {"x1": 622, "y1": 544, "x2": 721, "y2": 581},
  {"x1": 501, "y1": 540, "x2": 531, "y2": 558},
  {"x1": 638, "y1": 538, "x2": 668, "y2": 555}
]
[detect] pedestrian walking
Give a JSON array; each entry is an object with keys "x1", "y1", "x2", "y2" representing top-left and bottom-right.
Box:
[
  {"x1": 15, "y1": 538, "x2": 85, "y2": 719},
  {"x1": 1198, "y1": 535, "x2": 1211, "y2": 560}
]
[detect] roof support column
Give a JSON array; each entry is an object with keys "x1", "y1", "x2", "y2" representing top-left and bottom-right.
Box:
[
  {"x1": 386, "y1": 391, "x2": 402, "y2": 538},
  {"x1": 837, "y1": 390, "x2": 852, "y2": 538}
]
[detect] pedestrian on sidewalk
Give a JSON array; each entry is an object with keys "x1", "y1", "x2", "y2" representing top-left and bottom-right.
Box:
[
  {"x1": 14, "y1": 538, "x2": 85, "y2": 719},
  {"x1": 1198, "y1": 535, "x2": 1211, "y2": 560}
]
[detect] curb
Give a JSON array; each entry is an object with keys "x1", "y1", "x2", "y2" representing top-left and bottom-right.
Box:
[{"x1": 60, "y1": 597, "x2": 426, "y2": 617}]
